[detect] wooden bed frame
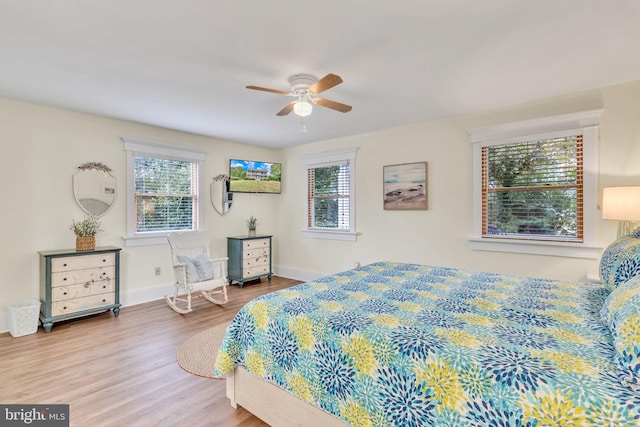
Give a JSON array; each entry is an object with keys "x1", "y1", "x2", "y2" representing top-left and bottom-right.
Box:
[{"x1": 226, "y1": 366, "x2": 349, "y2": 427}]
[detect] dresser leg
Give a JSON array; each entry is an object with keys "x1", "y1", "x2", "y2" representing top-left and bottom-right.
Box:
[
  {"x1": 43, "y1": 322, "x2": 53, "y2": 333},
  {"x1": 113, "y1": 307, "x2": 120, "y2": 317},
  {"x1": 268, "y1": 274, "x2": 272, "y2": 283}
]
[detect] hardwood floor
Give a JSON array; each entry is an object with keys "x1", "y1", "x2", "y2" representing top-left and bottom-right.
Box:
[{"x1": 0, "y1": 276, "x2": 302, "y2": 427}]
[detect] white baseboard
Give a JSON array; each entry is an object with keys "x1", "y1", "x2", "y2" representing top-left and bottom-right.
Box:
[
  {"x1": 120, "y1": 282, "x2": 176, "y2": 308},
  {"x1": 274, "y1": 265, "x2": 329, "y2": 283},
  {"x1": 1, "y1": 266, "x2": 323, "y2": 334}
]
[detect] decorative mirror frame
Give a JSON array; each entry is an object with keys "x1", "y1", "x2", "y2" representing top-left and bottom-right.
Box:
[
  {"x1": 73, "y1": 162, "x2": 117, "y2": 217},
  {"x1": 211, "y1": 173, "x2": 233, "y2": 215}
]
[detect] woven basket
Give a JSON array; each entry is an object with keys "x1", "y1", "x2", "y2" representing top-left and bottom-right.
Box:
[{"x1": 76, "y1": 236, "x2": 96, "y2": 251}]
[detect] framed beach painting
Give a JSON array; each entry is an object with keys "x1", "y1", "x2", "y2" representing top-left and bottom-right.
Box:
[{"x1": 383, "y1": 162, "x2": 428, "y2": 210}]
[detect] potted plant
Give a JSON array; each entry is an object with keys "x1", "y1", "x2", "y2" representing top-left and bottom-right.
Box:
[
  {"x1": 70, "y1": 214, "x2": 103, "y2": 251},
  {"x1": 247, "y1": 215, "x2": 257, "y2": 237}
]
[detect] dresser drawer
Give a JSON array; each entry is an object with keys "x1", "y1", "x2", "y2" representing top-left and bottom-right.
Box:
[
  {"x1": 243, "y1": 253, "x2": 269, "y2": 268},
  {"x1": 244, "y1": 247, "x2": 269, "y2": 260},
  {"x1": 242, "y1": 238, "x2": 270, "y2": 250},
  {"x1": 51, "y1": 293, "x2": 116, "y2": 317},
  {"x1": 51, "y1": 253, "x2": 116, "y2": 273},
  {"x1": 51, "y1": 266, "x2": 116, "y2": 287},
  {"x1": 52, "y1": 279, "x2": 115, "y2": 301},
  {"x1": 242, "y1": 265, "x2": 271, "y2": 279}
]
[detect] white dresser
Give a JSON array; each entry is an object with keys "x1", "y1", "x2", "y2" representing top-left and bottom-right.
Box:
[
  {"x1": 227, "y1": 235, "x2": 272, "y2": 287},
  {"x1": 39, "y1": 247, "x2": 121, "y2": 332}
]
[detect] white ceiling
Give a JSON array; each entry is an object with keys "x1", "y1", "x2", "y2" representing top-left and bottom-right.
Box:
[{"x1": 1, "y1": 1, "x2": 640, "y2": 149}]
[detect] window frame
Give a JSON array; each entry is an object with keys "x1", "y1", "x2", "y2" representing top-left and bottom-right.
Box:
[
  {"x1": 122, "y1": 137, "x2": 206, "y2": 247},
  {"x1": 302, "y1": 148, "x2": 357, "y2": 241},
  {"x1": 469, "y1": 109, "x2": 603, "y2": 259}
]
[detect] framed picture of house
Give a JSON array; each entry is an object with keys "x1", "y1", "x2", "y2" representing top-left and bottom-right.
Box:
[{"x1": 383, "y1": 162, "x2": 428, "y2": 210}]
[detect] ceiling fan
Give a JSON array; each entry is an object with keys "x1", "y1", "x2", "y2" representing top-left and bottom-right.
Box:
[{"x1": 246, "y1": 73, "x2": 352, "y2": 117}]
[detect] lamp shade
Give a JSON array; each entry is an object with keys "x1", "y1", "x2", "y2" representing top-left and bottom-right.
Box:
[{"x1": 602, "y1": 186, "x2": 640, "y2": 220}]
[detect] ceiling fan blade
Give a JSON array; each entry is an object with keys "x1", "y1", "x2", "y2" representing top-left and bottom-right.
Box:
[
  {"x1": 309, "y1": 73, "x2": 343, "y2": 94},
  {"x1": 276, "y1": 101, "x2": 295, "y2": 116},
  {"x1": 246, "y1": 85, "x2": 291, "y2": 96},
  {"x1": 313, "y1": 97, "x2": 352, "y2": 113}
]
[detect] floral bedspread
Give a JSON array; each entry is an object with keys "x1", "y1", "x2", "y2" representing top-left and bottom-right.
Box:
[{"x1": 214, "y1": 261, "x2": 640, "y2": 426}]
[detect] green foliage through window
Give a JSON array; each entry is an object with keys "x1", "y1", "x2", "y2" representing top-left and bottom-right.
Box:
[
  {"x1": 308, "y1": 163, "x2": 350, "y2": 230},
  {"x1": 482, "y1": 135, "x2": 583, "y2": 241},
  {"x1": 134, "y1": 157, "x2": 198, "y2": 232}
]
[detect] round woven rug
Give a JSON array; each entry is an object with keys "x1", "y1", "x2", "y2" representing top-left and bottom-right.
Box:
[{"x1": 176, "y1": 321, "x2": 231, "y2": 379}]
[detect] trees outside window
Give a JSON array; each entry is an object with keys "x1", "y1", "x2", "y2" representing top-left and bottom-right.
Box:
[
  {"x1": 302, "y1": 148, "x2": 357, "y2": 241},
  {"x1": 308, "y1": 164, "x2": 350, "y2": 229},
  {"x1": 483, "y1": 135, "x2": 583, "y2": 241},
  {"x1": 134, "y1": 157, "x2": 199, "y2": 232}
]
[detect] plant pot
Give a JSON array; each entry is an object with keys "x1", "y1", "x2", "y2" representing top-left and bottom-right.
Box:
[
  {"x1": 248, "y1": 229, "x2": 256, "y2": 237},
  {"x1": 76, "y1": 236, "x2": 96, "y2": 251}
]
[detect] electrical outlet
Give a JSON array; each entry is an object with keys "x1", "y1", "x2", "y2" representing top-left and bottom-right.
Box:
[{"x1": 154, "y1": 267, "x2": 161, "y2": 276}]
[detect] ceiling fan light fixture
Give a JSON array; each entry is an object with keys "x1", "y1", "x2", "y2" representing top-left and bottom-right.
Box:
[{"x1": 293, "y1": 98, "x2": 313, "y2": 117}]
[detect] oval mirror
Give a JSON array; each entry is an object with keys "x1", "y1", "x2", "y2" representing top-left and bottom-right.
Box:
[
  {"x1": 211, "y1": 174, "x2": 232, "y2": 215},
  {"x1": 73, "y1": 162, "x2": 116, "y2": 217}
]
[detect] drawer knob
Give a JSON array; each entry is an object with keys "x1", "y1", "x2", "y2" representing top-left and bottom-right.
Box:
[
  {"x1": 63, "y1": 263, "x2": 68, "y2": 267},
  {"x1": 63, "y1": 292, "x2": 67, "y2": 295}
]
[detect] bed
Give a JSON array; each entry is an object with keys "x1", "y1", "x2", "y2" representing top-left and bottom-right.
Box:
[{"x1": 214, "y1": 236, "x2": 640, "y2": 426}]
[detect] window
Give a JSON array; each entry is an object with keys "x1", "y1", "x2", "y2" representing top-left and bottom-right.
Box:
[
  {"x1": 123, "y1": 137, "x2": 206, "y2": 246},
  {"x1": 134, "y1": 157, "x2": 199, "y2": 232},
  {"x1": 308, "y1": 163, "x2": 350, "y2": 229},
  {"x1": 482, "y1": 135, "x2": 583, "y2": 241},
  {"x1": 302, "y1": 148, "x2": 357, "y2": 241},
  {"x1": 469, "y1": 109, "x2": 602, "y2": 259}
]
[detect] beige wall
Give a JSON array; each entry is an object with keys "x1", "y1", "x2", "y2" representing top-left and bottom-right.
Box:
[
  {"x1": 1, "y1": 79, "x2": 639, "y2": 330},
  {"x1": 276, "y1": 80, "x2": 640, "y2": 281}
]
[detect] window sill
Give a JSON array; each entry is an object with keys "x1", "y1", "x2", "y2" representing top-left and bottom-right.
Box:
[
  {"x1": 302, "y1": 229, "x2": 357, "y2": 241},
  {"x1": 123, "y1": 233, "x2": 170, "y2": 247},
  {"x1": 469, "y1": 237, "x2": 604, "y2": 259}
]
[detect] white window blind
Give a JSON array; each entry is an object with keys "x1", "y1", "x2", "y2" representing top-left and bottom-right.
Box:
[
  {"x1": 307, "y1": 161, "x2": 351, "y2": 230},
  {"x1": 134, "y1": 156, "x2": 199, "y2": 232},
  {"x1": 302, "y1": 148, "x2": 357, "y2": 241},
  {"x1": 482, "y1": 135, "x2": 583, "y2": 242}
]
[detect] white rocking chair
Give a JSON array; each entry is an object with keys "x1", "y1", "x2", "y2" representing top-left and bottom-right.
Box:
[{"x1": 165, "y1": 231, "x2": 229, "y2": 314}]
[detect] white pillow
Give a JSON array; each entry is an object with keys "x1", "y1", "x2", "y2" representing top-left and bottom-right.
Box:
[
  {"x1": 176, "y1": 255, "x2": 200, "y2": 283},
  {"x1": 191, "y1": 253, "x2": 215, "y2": 281}
]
